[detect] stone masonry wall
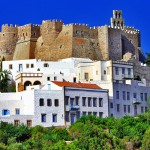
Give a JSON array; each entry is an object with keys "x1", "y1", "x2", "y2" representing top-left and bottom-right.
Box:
[
  {"x1": 108, "y1": 27, "x2": 122, "y2": 60},
  {"x1": 0, "y1": 20, "x2": 144, "y2": 62}
]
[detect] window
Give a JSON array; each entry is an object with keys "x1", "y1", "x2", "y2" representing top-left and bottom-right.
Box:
[
  {"x1": 93, "y1": 98, "x2": 97, "y2": 107},
  {"x1": 122, "y1": 68, "x2": 125, "y2": 74},
  {"x1": 141, "y1": 106, "x2": 144, "y2": 113},
  {"x1": 26, "y1": 64, "x2": 29, "y2": 68},
  {"x1": 54, "y1": 76, "x2": 57, "y2": 81},
  {"x1": 65, "y1": 111, "x2": 69, "y2": 122},
  {"x1": 115, "y1": 67, "x2": 119, "y2": 75},
  {"x1": 117, "y1": 104, "x2": 120, "y2": 112},
  {"x1": 31, "y1": 64, "x2": 34, "y2": 68},
  {"x1": 65, "y1": 96, "x2": 69, "y2": 105},
  {"x1": 14, "y1": 120, "x2": 20, "y2": 126},
  {"x1": 60, "y1": 45, "x2": 63, "y2": 49},
  {"x1": 41, "y1": 114, "x2": 46, "y2": 122},
  {"x1": 128, "y1": 105, "x2": 130, "y2": 113},
  {"x1": 75, "y1": 97, "x2": 79, "y2": 105},
  {"x1": 99, "y1": 112, "x2": 103, "y2": 118},
  {"x1": 127, "y1": 92, "x2": 130, "y2": 100},
  {"x1": 27, "y1": 120, "x2": 32, "y2": 127},
  {"x1": 39, "y1": 98, "x2": 44, "y2": 106},
  {"x1": 47, "y1": 77, "x2": 50, "y2": 81},
  {"x1": 124, "y1": 105, "x2": 126, "y2": 113},
  {"x1": 133, "y1": 93, "x2": 137, "y2": 99},
  {"x1": 110, "y1": 102, "x2": 113, "y2": 108},
  {"x1": 9, "y1": 64, "x2": 13, "y2": 69},
  {"x1": 47, "y1": 99, "x2": 52, "y2": 106},
  {"x1": 15, "y1": 108, "x2": 20, "y2": 115},
  {"x1": 145, "y1": 93, "x2": 147, "y2": 101},
  {"x1": 52, "y1": 114, "x2": 57, "y2": 122},
  {"x1": 104, "y1": 70, "x2": 106, "y2": 75},
  {"x1": 116, "y1": 91, "x2": 119, "y2": 99},
  {"x1": 128, "y1": 68, "x2": 131, "y2": 75},
  {"x1": 99, "y1": 98, "x2": 103, "y2": 107},
  {"x1": 2, "y1": 110, "x2": 10, "y2": 116},
  {"x1": 140, "y1": 93, "x2": 143, "y2": 101},
  {"x1": 70, "y1": 98, "x2": 74, "y2": 106},
  {"x1": 82, "y1": 111, "x2": 86, "y2": 116},
  {"x1": 84, "y1": 73, "x2": 89, "y2": 80},
  {"x1": 123, "y1": 91, "x2": 126, "y2": 100},
  {"x1": 54, "y1": 99, "x2": 59, "y2": 107},
  {"x1": 82, "y1": 97, "x2": 86, "y2": 106},
  {"x1": 19, "y1": 64, "x2": 23, "y2": 71},
  {"x1": 44, "y1": 63, "x2": 49, "y2": 67},
  {"x1": 73, "y1": 77, "x2": 76, "y2": 83},
  {"x1": 88, "y1": 97, "x2": 92, "y2": 107},
  {"x1": 145, "y1": 107, "x2": 148, "y2": 112},
  {"x1": 88, "y1": 112, "x2": 92, "y2": 115},
  {"x1": 93, "y1": 112, "x2": 97, "y2": 116}
]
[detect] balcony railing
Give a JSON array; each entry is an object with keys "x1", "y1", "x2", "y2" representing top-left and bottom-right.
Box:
[
  {"x1": 66, "y1": 105, "x2": 80, "y2": 111},
  {"x1": 132, "y1": 98, "x2": 141, "y2": 105}
]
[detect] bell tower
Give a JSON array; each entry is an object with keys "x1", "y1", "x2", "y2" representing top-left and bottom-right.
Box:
[{"x1": 111, "y1": 10, "x2": 124, "y2": 29}]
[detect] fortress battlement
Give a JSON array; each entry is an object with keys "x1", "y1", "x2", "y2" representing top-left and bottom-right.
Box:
[
  {"x1": 0, "y1": 10, "x2": 145, "y2": 63},
  {"x1": 1, "y1": 24, "x2": 18, "y2": 33}
]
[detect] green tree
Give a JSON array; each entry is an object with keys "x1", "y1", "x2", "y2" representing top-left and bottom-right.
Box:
[
  {"x1": 0, "y1": 69, "x2": 11, "y2": 92},
  {"x1": 141, "y1": 127, "x2": 150, "y2": 150},
  {"x1": 145, "y1": 52, "x2": 150, "y2": 66}
]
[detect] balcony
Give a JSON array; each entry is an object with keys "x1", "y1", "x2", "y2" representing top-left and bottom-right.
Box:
[
  {"x1": 66, "y1": 105, "x2": 80, "y2": 111},
  {"x1": 132, "y1": 98, "x2": 141, "y2": 105}
]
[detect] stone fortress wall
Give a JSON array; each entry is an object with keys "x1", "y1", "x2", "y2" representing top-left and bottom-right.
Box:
[{"x1": 0, "y1": 10, "x2": 145, "y2": 62}]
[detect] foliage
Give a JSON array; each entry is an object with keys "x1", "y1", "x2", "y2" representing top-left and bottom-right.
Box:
[
  {"x1": 0, "y1": 112, "x2": 150, "y2": 149},
  {"x1": 0, "y1": 69, "x2": 11, "y2": 92},
  {"x1": 141, "y1": 127, "x2": 150, "y2": 150},
  {"x1": 145, "y1": 52, "x2": 150, "y2": 66}
]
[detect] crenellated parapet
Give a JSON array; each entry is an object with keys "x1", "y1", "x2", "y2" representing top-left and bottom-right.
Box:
[
  {"x1": 17, "y1": 24, "x2": 40, "y2": 40},
  {"x1": 1, "y1": 24, "x2": 18, "y2": 33},
  {"x1": 0, "y1": 10, "x2": 145, "y2": 62}
]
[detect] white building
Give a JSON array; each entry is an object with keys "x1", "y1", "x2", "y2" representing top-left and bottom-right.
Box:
[
  {"x1": 2, "y1": 58, "x2": 92, "y2": 91},
  {"x1": 0, "y1": 81, "x2": 108, "y2": 127},
  {"x1": 77, "y1": 60, "x2": 150, "y2": 117}
]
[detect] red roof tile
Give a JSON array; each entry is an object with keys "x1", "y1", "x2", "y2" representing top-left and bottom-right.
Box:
[{"x1": 52, "y1": 81, "x2": 102, "y2": 89}]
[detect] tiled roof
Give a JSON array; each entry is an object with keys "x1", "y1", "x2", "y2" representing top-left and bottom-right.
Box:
[{"x1": 52, "y1": 81, "x2": 102, "y2": 89}]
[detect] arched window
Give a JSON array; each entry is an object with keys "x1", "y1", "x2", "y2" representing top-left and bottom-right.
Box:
[
  {"x1": 117, "y1": 21, "x2": 120, "y2": 26},
  {"x1": 33, "y1": 81, "x2": 41, "y2": 85},
  {"x1": 24, "y1": 81, "x2": 32, "y2": 90},
  {"x1": 115, "y1": 13, "x2": 117, "y2": 18},
  {"x1": 114, "y1": 21, "x2": 116, "y2": 27}
]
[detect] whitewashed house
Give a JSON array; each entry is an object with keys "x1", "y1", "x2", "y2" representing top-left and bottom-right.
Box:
[
  {"x1": 2, "y1": 58, "x2": 92, "y2": 91},
  {"x1": 77, "y1": 60, "x2": 150, "y2": 117},
  {"x1": 0, "y1": 81, "x2": 109, "y2": 127}
]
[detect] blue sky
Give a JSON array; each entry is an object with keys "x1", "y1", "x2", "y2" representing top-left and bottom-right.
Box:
[{"x1": 0, "y1": 0, "x2": 150, "y2": 55}]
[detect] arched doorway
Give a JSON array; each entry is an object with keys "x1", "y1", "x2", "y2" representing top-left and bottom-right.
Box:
[
  {"x1": 24, "y1": 81, "x2": 32, "y2": 90},
  {"x1": 33, "y1": 80, "x2": 41, "y2": 85}
]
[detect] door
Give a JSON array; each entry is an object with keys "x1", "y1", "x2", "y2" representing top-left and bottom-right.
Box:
[
  {"x1": 70, "y1": 98, "x2": 74, "y2": 107},
  {"x1": 71, "y1": 113, "x2": 75, "y2": 124},
  {"x1": 134, "y1": 105, "x2": 137, "y2": 116}
]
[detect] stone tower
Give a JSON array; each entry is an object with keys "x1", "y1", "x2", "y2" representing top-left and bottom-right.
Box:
[
  {"x1": 13, "y1": 24, "x2": 40, "y2": 60},
  {"x1": 0, "y1": 10, "x2": 145, "y2": 62},
  {"x1": 111, "y1": 10, "x2": 124, "y2": 29},
  {"x1": 0, "y1": 24, "x2": 18, "y2": 60}
]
